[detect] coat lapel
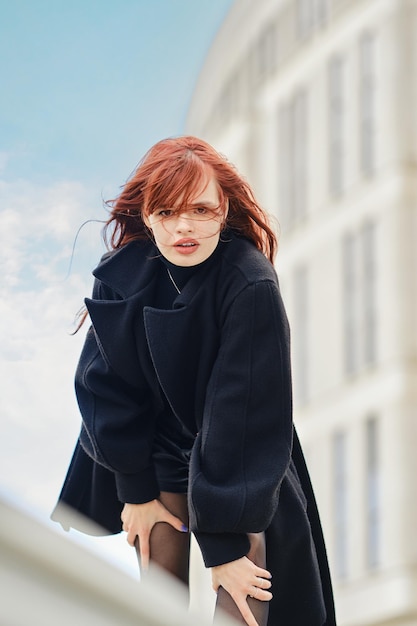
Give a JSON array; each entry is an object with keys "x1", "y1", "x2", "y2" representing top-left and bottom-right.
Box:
[
  {"x1": 85, "y1": 285, "x2": 155, "y2": 389},
  {"x1": 143, "y1": 262, "x2": 221, "y2": 434},
  {"x1": 85, "y1": 240, "x2": 221, "y2": 432},
  {"x1": 85, "y1": 241, "x2": 162, "y2": 389},
  {"x1": 93, "y1": 240, "x2": 158, "y2": 298}
]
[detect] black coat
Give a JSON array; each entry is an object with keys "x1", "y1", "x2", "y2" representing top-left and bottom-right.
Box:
[{"x1": 52, "y1": 234, "x2": 336, "y2": 626}]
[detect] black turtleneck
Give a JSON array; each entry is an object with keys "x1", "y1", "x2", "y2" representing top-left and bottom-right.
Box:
[{"x1": 154, "y1": 240, "x2": 223, "y2": 309}]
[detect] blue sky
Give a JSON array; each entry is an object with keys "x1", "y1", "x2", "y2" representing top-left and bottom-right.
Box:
[
  {"x1": 0, "y1": 0, "x2": 233, "y2": 575},
  {"x1": 1, "y1": 0, "x2": 232, "y2": 188}
]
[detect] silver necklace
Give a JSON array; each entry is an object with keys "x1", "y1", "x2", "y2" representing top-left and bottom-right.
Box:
[{"x1": 166, "y1": 267, "x2": 181, "y2": 294}]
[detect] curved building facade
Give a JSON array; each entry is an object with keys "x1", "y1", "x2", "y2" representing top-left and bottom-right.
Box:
[{"x1": 186, "y1": 1, "x2": 417, "y2": 625}]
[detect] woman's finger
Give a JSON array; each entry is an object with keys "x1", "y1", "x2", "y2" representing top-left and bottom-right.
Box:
[
  {"x1": 234, "y1": 596, "x2": 259, "y2": 626},
  {"x1": 248, "y1": 586, "x2": 273, "y2": 602},
  {"x1": 138, "y1": 530, "x2": 151, "y2": 570},
  {"x1": 253, "y1": 565, "x2": 272, "y2": 580},
  {"x1": 253, "y1": 576, "x2": 272, "y2": 590},
  {"x1": 162, "y1": 510, "x2": 188, "y2": 534},
  {"x1": 126, "y1": 526, "x2": 137, "y2": 547}
]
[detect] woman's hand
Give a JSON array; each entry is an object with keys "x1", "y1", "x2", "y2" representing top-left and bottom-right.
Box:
[
  {"x1": 212, "y1": 556, "x2": 272, "y2": 626},
  {"x1": 121, "y1": 500, "x2": 187, "y2": 569}
]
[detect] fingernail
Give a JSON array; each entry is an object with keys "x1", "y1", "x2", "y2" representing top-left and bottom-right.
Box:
[{"x1": 181, "y1": 524, "x2": 189, "y2": 532}]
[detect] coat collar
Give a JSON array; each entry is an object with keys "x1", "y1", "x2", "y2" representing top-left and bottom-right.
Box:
[
  {"x1": 92, "y1": 240, "x2": 159, "y2": 299},
  {"x1": 91, "y1": 236, "x2": 233, "y2": 307}
]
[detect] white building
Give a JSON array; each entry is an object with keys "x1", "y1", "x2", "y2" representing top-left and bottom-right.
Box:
[{"x1": 186, "y1": 1, "x2": 417, "y2": 625}]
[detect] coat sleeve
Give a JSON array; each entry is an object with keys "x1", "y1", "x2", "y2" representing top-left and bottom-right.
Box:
[
  {"x1": 189, "y1": 279, "x2": 293, "y2": 567},
  {"x1": 75, "y1": 278, "x2": 161, "y2": 505}
]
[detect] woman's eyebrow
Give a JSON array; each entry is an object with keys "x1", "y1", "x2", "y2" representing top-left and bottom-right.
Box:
[{"x1": 189, "y1": 200, "x2": 219, "y2": 207}]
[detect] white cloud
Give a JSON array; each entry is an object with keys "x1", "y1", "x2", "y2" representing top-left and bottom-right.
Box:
[
  {"x1": 0, "y1": 175, "x2": 144, "y2": 574},
  {"x1": 0, "y1": 177, "x2": 106, "y2": 288},
  {"x1": 0, "y1": 176, "x2": 106, "y2": 516}
]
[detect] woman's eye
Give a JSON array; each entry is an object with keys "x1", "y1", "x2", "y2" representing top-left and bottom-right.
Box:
[
  {"x1": 194, "y1": 206, "x2": 207, "y2": 215},
  {"x1": 158, "y1": 209, "x2": 173, "y2": 217}
]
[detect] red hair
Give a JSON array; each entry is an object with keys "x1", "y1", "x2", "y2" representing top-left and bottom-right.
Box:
[{"x1": 104, "y1": 136, "x2": 277, "y2": 263}]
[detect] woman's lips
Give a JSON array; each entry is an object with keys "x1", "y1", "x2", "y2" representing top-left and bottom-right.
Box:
[{"x1": 174, "y1": 239, "x2": 199, "y2": 254}]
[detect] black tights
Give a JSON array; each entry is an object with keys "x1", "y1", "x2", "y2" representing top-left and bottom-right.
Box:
[{"x1": 134, "y1": 492, "x2": 268, "y2": 626}]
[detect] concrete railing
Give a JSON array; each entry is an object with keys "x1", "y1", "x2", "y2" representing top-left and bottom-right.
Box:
[{"x1": 0, "y1": 497, "x2": 238, "y2": 626}]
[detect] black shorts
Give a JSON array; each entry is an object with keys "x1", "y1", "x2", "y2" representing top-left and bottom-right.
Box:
[{"x1": 152, "y1": 411, "x2": 194, "y2": 494}]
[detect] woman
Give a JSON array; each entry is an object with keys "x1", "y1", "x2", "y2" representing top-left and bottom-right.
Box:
[{"x1": 52, "y1": 136, "x2": 336, "y2": 626}]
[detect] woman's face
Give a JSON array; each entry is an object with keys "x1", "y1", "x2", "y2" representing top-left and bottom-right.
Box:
[{"x1": 144, "y1": 175, "x2": 225, "y2": 267}]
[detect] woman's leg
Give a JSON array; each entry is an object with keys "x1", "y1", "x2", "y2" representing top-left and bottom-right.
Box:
[
  {"x1": 214, "y1": 532, "x2": 269, "y2": 626},
  {"x1": 134, "y1": 491, "x2": 190, "y2": 585}
]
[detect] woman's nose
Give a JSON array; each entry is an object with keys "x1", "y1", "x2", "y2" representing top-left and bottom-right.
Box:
[{"x1": 175, "y1": 213, "x2": 194, "y2": 232}]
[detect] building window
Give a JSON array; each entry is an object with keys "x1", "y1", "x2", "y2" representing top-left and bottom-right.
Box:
[
  {"x1": 333, "y1": 431, "x2": 348, "y2": 578},
  {"x1": 297, "y1": 0, "x2": 329, "y2": 35},
  {"x1": 293, "y1": 265, "x2": 309, "y2": 404},
  {"x1": 217, "y1": 71, "x2": 240, "y2": 124},
  {"x1": 342, "y1": 222, "x2": 378, "y2": 375},
  {"x1": 253, "y1": 22, "x2": 278, "y2": 82},
  {"x1": 297, "y1": 0, "x2": 314, "y2": 39},
  {"x1": 279, "y1": 103, "x2": 292, "y2": 230},
  {"x1": 293, "y1": 91, "x2": 308, "y2": 221},
  {"x1": 329, "y1": 55, "x2": 345, "y2": 195},
  {"x1": 366, "y1": 416, "x2": 380, "y2": 568},
  {"x1": 342, "y1": 232, "x2": 358, "y2": 374},
  {"x1": 278, "y1": 90, "x2": 308, "y2": 229},
  {"x1": 362, "y1": 221, "x2": 377, "y2": 364},
  {"x1": 359, "y1": 32, "x2": 376, "y2": 175},
  {"x1": 316, "y1": 0, "x2": 329, "y2": 26}
]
